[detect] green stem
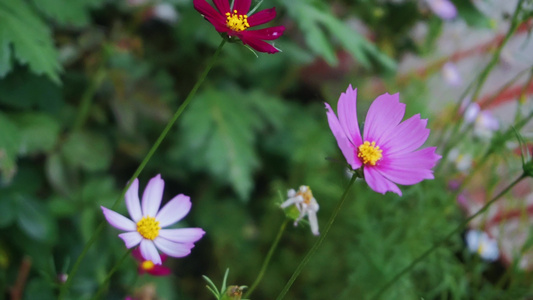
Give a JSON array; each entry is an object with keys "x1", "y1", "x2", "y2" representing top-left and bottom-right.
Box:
[
  {"x1": 58, "y1": 39, "x2": 226, "y2": 299},
  {"x1": 370, "y1": 174, "x2": 527, "y2": 300},
  {"x1": 73, "y1": 66, "x2": 107, "y2": 131},
  {"x1": 245, "y1": 219, "x2": 289, "y2": 298},
  {"x1": 275, "y1": 175, "x2": 357, "y2": 300},
  {"x1": 92, "y1": 249, "x2": 132, "y2": 300}
]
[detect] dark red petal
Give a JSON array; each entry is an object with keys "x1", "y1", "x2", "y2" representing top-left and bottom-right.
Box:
[
  {"x1": 233, "y1": 0, "x2": 251, "y2": 14},
  {"x1": 242, "y1": 26, "x2": 285, "y2": 41},
  {"x1": 132, "y1": 247, "x2": 143, "y2": 262},
  {"x1": 194, "y1": 0, "x2": 227, "y2": 32},
  {"x1": 147, "y1": 265, "x2": 172, "y2": 276},
  {"x1": 238, "y1": 33, "x2": 280, "y2": 53},
  {"x1": 213, "y1": 0, "x2": 230, "y2": 14},
  {"x1": 247, "y1": 8, "x2": 276, "y2": 27}
]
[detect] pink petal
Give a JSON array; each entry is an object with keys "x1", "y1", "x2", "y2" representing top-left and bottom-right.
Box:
[
  {"x1": 125, "y1": 178, "x2": 142, "y2": 222},
  {"x1": 337, "y1": 85, "x2": 363, "y2": 146},
  {"x1": 363, "y1": 93, "x2": 405, "y2": 145},
  {"x1": 375, "y1": 165, "x2": 434, "y2": 186},
  {"x1": 387, "y1": 147, "x2": 441, "y2": 169},
  {"x1": 427, "y1": 0, "x2": 457, "y2": 20},
  {"x1": 325, "y1": 102, "x2": 360, "y2": 170},
  {"x1": 364, "y1": 167, "x2": 402, "y2": 196},
  {"x1": 154, "y1": 237, "x2": 195, "y2": 258},
  {"x1": 379, "y1": 114, "x2": 430, "y2": 156},
  {"x1": 132, "y1": 247, "x2": 143, "y2": 262},
  {"x1": 156, "y1": 194, "x2": 192, "y2": 227},
  {"x1": 142, "y1": 174, "x2": 164, "y2": 217},
  {"x1": 140, "y1": 239, "x2": 162, "y2": 265},
  {"x1": 119, "y1": 232, "x2": 143, "y2": 248},
  {"x1": 193, "y1": 0, "x2": 228, "y2": 32},
  {"x1": 213, "y1": 0, "x2": 230, "y2": 14},
  {"x1": 241, "y1": 26, "x2": 285, "y2": 41},
  {"x1": 159, "y1": 228, "x2": 205, "y2": 243},
  {"x1": 101, "y1": 206, "x2": 136, "y2": 231},
  {"x1": 147, "y1": 264, "x2": 172, "y2": 276},
  {"x1": 237, "y1": 33, "x2": 280, "y2": 53},
  {"x1": 247, "y1": 8, "x2": 276, "y2": 27},
  {"x1": 233, "y1": 0, "x2": 251, "y2": 14}
]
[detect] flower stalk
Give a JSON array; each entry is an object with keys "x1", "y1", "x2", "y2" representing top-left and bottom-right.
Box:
[{"x1": 92, "y1": 249, "x2": 132, "y2": 300}]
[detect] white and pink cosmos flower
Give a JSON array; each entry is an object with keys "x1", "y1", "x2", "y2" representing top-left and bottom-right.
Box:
[
  {"x1": 325, "y1": 85, "x2": 441, "y2": 196},
  {"x1": 101, "y1": 174, "x2": 205, "y2": 265}
]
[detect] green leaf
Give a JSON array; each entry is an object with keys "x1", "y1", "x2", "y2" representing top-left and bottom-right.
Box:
[
  {"x1": 45, "y1": 153, "x2": 74, "y2": 195},
  {"x1": 61, "y1": 131, "x2": 112, "y2": 172},
  {"x1": 15, "y1": 194, "x2": 56, "y2": 242},
  {"x1": 11, "y1": 113, "x2": 61, "y2": 155},
  {"x1": 452, "y1": 0, "x2": 492, "y2": 28},
  {"x1": 0, "y1": 112, "x2": 20, "y2": 181},
  {"x1": 0, "y1": 0, "x2": 61, "y2": 83},
  {"x1": 0, "y1": 194, "x2": 15, "y2": 228}
]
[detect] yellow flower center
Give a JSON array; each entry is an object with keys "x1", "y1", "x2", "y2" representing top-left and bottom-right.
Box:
[
  {"x1": 141, "y1": 260, "x2": 155, "y2": 271},
  {"x1": 225, "y1": 10, "x2": 250, "y2": 32},
  {"x1": 358, "y1": 141, "x2": 383, "y2": 166},
  {"x1": 296, "y1": 186, "x2": 314, "y2": 205},
  {"x1": 136, "y1": 216, "x2": 160, "y2": 240}
]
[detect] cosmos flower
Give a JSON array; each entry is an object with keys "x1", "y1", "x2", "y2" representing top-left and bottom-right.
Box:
[
  {"x1": 280, "y1": 186, "x2": 320, "y2": 236},
  {"x1": 463, "y1": 103, "x2": 499, "y2": 139},
  {"x1": 442, "y1": 62, "x2": 461, "y2": 86},
  {"x1": 193, "y1": 0, "x2": 285, "y2": 53},
  {"x1": 466, "y1": 229, "x2": 499, "y2": 261},
  {"x1": 101, "y1": 174, "x2": 205, "y2": 265},
  {"x1": 425, "y1": 0, "x2": 457, "y2": 20},
  {"x1": 325, "y1": 85, "x2": 441, "y2": 196},
  {"x1": 132, "y1": 247, "x2": 171, "y2": 276}
]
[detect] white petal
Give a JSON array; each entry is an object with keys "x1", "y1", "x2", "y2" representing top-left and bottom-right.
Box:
[
  {"x1": 118, "y1": 232, "x2": 142, "y2": 248},
  {"x1": 142, "y1": 174, "x2": 165, "y2": 217},
  {"x1": 307, "y1": 210, "x2": 320, "y2": 236},
  {"x1": 125, "y1": 178, "x2": 142, "y2": 222},
  {"x1": 140, "y1": 239, "x2": 162, "y2": 265},
  {"x1": 101, "y1": 206, "x2": 136, "y2": 231},
  {"x1": 159, "y1": 228, "x2": 205, "y2": 243},
  {"x1": 280, "y1": 197, "x2": 299, "y2": 209},
  {"x1": 154, "y1": 237, "x2": 194, "y2": 258},
  {"x1": 156, "y1": 194, "x2": 191, "y2": 227}
]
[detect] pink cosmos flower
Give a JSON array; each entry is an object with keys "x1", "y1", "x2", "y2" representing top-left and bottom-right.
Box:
[
  {"x1": 325, "y1": 85, "x2": 441, "y2": 196},
  {"x1": 132, "y1": 247, "x2": 171, "y2": 276},
  {"x1": 101, "y1": 174, "x2": 205, "y2": 265},
  {"x1": 193, "y1": 0, "x2": 285, "y2": 53}
]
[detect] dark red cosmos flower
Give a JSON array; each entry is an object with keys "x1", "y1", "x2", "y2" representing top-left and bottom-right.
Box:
[
  {"x1": 132, "y1": 247, "x2": 171, "y2": 276},
  {"x1": 193, "y1": 0, "x2": 285, "y2": 53}
]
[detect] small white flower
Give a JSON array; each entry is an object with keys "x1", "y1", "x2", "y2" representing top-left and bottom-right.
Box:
[
  {"x1": 153, "y1": 3, "x2": 179, "y2": 24},
  {"x1": 442, "y1": 62, "x2": 461, "y2": 87},
  {"x1": 473, "y1": 111, "x2": 499, "y2": 140},
  {"x1": 466, "y1": 229, "x2": 499, "y2": 261},
  {"x1": 448, "y1": 148, "x2": 473, "y2": 173},
  {"x1": 281, "y1": 186, "x2": 320, "y2": 236}
]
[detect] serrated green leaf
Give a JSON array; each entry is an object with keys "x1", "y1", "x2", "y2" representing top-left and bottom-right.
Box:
[
  {"x1": 61, "y1": 131, "x2": 112, "y2": 172},
  {"x1": 0, "y1": 0, "x2": 61, "y2": 83},
  {"x1": 11, "y1": 112, "x2": 60, "y2": 155}
]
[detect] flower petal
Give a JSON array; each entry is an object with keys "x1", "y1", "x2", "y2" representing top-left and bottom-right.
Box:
[
  {"x1": 379, "y1": 114, "x2": 430, "y2": 156},
  {"x1": 213, "y1": 0, "x2": 230, "y2": 14},
  {"x1": 156, "y1": 194, "x2": 191, "y2": 227},
  {"x1": 387, "y1": 147, "x2": 441, "y2": 169},
  {"x1": 142, "y1": 174, "x2": 165, "y2": 217},
  {"x1": 101, "y1": 206, "x2": 136, "y2": 231},
  {"x1": 241, "y1": 26, "x2": 285, "y2": 41},
  {"x1": 307, "y1": 210, "x2": 320, "y2": 236},
  {"x1": 238, "y1": 33, "x2": 280, "y2": 53},
  {"x1": 364, "y1": 167, "x2": 402, "y2": 196},
  {"x1": 147, "y1": 264, "x2": 172, "y2": 276},
  {"x1": 193, "y1": 0, "x2": 228, "y2": 32},
  {"x1": 119, "y1": 232, "x2": 143, "y2": 248},
  {"x1": 132, "y1": 247, "x2": 143, "y2": 262},
  {"x1": 140, "y1": 239, "x2": 162, "y2": 265},
  {"x1": 337, "y1": 85, "x2": 362, "y2": 146},
  {"x1": 233, "y1": 0, "x2": 251, "y2": 14},
  {"x1": 154, "y1": 237, "x2": 195, "y2": 258},
  {"x1": 247, "y1": 7, "x2": 276, "y2": 27},
  {"x1": 125, "y1": 178, "x2": 142, "y2": 222},
  {"x1": 325, "y1": 102, "x2": 360, "y2": 170},
  {"x1": 158, "y1": 228, "x2": 205, "y2": 243},
  {"x1": 363, "y1": 93, "x2": 405, "y2": 145}
]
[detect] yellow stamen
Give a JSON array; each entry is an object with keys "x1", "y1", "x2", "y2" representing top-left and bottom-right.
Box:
[
  {"x1": 225, "y1": 10, "x2": 250, "y2": 32},
  {"x1": 137, "y1": 216, "x2": 160, "y2": 240},
  {"x1": 358, "y1": 141, "x2": 383, "y2": 166},
  {"x1": 141, "y1": 260, "x2": 155, "y2": 270},
  {"x1": 296, "y1": 186, "x2": 314, "y2": 205}
]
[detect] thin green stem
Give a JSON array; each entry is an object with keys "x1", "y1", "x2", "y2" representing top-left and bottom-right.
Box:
[
  {"x1": 370, "y1": 174, "x2": 527, "y2": 300},
  {"x1": 73, "y1": 66, "x2": 107, "y2": 131},
  {"x1": 92, "y1": 249, "x2": 133, "y2": 300},
  {"x1": 275, "y1": 175, "x2": 357, "y2": 300},
  {"x1": 245, "y1": 219, "x2": 289, "y2": 298},
  {"x1": 58, "y1": 39, "x2": 226, "y2": 299}
]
